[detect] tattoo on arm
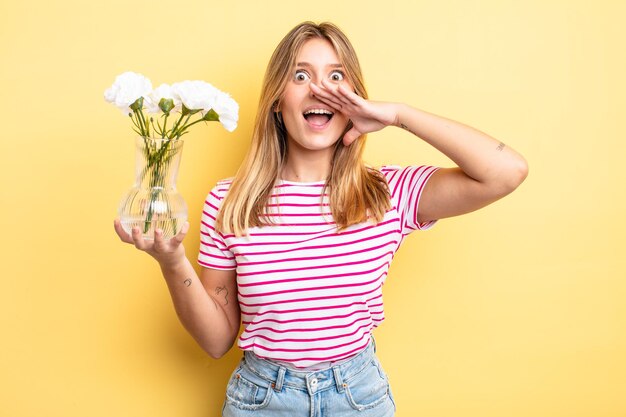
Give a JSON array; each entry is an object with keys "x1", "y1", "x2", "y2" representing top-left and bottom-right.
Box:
[
  {"x1": 183, "y1": 278, "x2": 192, "y2": 287},
  {"x1": 215, "y1": 285, "x2": 229, "y2": 305},
  {"x1": 400, "y1": 123, "x2": 416, "y2": 136},
  {"x1": 496, "y1": 142, "x2": 506, "y2": 151}
]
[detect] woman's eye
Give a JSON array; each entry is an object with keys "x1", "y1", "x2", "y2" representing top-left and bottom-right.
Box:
[
  {"x1": 330, "y1": 71, "x2": 344, "y2": 82},
  {"x1": 295, "y1": 70, "x2": 309, "y2": 82}
]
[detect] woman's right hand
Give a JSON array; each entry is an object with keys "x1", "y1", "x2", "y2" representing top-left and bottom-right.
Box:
[{"x1": 113, "y1": 219, "x2": 190, "y2": 268}]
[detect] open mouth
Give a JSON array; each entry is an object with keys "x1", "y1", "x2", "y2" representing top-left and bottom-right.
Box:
[{"x1": 303, "y1": 108, "x2": 334, "y2": 128}]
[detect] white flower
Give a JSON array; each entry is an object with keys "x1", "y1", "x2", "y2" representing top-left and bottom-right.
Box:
[
  {"x1": 144, "y1": 83, "x2": 182, "y2": 114},
  {"x1": 105, "y1": 72, "x2": 239, "y2": 137},
  {"x1": 209, "y1": 91, "x2": 239, "y2": 132},
  {"x1": 104, "y1": 71, "x2": 152, "y2": 115},
  {"x1": 171, "y1": 80, "x2": 219, "y2": 112}
]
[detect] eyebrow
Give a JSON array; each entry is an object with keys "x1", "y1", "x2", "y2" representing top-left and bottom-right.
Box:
[{"x1": 296, "y1": 62, "x2": 343, "y2": 68}]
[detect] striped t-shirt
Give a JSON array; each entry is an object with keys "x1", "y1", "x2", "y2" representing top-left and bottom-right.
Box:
[{"x1": 197, "y1": 165, "x2": 439, "y2": 368}]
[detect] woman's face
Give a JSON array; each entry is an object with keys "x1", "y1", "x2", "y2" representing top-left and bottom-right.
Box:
[{"x1": 278, "y1": 37, "x2": 352, "y2": 155}]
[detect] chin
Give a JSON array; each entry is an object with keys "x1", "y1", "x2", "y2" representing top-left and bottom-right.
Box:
[{"x1": 302, "y1": 133, "x2": 343, "y2": 150}]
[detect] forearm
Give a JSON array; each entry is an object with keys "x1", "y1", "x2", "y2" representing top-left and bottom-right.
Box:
[
  {"x1": 159, "y1": 257, "x2": 237, "y2": 358},
  {"x1": 394, "y1": 103, "x2": 528, "y2": 190}
]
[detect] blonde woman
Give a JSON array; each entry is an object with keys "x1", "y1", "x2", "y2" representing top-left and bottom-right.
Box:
[{"x1": 115, "y1": 21, "x2": 528, "y2": 416}]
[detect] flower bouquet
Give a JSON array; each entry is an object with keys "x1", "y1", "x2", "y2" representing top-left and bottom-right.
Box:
[{"x1": 105, "y1": 71, "x2": 238, "y2": 239}]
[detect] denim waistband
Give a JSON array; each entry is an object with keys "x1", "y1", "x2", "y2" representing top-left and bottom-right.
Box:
[{"x1": 242, "y1": 337, "x2": 376, "y2": 395}]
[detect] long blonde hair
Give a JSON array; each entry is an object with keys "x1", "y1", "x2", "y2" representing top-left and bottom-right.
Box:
[{"x1": 216, "y1": 21, "x2": 390, "y2": 236}]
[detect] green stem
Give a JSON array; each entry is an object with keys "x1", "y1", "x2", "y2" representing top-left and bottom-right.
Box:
[
  {"x1": 143, "y1": 148, "x2": 173, "y2": 233},
  {"x1": 175, "y1": 118, "x2": 205, "y2": 136},
  {"x1": 155, "y1": 118, "x2": 163, "y2": 137},
  {"x1": 134, "y1": 109, "x2": 147, "y2": 136},
  {"x1": 131, "y1": 114, "x2": 141, "y2": 129},
  {"x1": 137, "y1": 138, "x2": 171, "y2": 183},
  {"x1": 168, "y1": 113, "x2": 186, "y2": 138},
  {"x1": 138, "y1": 109, "x2": 150, "y2": 137},
  {"x1": 172, "y1": 114, "x2": 193, "y2": 138},
  {"x1": 162, "y1": 113, "x2": 169, "y2": 138}
]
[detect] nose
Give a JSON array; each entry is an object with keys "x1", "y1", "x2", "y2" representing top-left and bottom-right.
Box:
[{"x1": 309, "y1": 82, "x2": 316, "y2": 98}]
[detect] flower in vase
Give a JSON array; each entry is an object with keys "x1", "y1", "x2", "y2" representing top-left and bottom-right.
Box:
[
  {"x1": 104, "y1": 71, "x2": 153, "y2": 115},
  {"x1": 209, "y1": 91, "x2": 239, "y2": 132},
  {"x1": 104, "y1": 72, "x2": 238, "y2": 138},
  {"x1": 145, "y1": 83, "x2": 182, "y2": 115},
  {"x1": 171, "y1": 80, "x2": 219, "y2": 114},
  {"x1": 106, "y1": 71, "x2": 239, "y2": 238}
]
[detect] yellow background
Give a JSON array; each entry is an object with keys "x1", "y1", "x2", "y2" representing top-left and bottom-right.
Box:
[{"x1": 1, "y1": 0, "x2": 624, "y2": 416}]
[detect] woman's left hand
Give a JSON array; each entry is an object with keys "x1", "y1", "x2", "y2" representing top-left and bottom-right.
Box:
[{"x1": 310, "y1": 79, "x2": 399, "y2": 145}]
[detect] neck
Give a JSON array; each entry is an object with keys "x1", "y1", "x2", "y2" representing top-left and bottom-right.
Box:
[{"x1": 281, "y1": 147, "x2": 333, "y2": 183}]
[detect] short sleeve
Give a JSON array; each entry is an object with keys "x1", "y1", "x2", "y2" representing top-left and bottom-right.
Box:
[
  {"x1": 381, "y1": 165, "x2": 440, "y2": 235},
  {"x1": 197, "y1": 183, "x2": 237, "y2": 270}
]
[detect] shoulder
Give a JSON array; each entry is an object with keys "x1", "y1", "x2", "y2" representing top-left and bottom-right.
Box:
[
  {"x1": 208, "y1": 177, "x2": 234, "y2": 198},
  {"x1": 373, "y1": 165, "x2": 440, "y2": 197},
  {"x1": 205, "y1": 177, "x2": 234, "y2": 208},
  {"x1": 375, "y1": 165, "x2": 438, "y2": 181},
  {"x1": 376, "y1": 165, "x2": 401, "y2": 177},
  {"x1": 373, "y1": 165, "x2": 413, "y2": 184}
]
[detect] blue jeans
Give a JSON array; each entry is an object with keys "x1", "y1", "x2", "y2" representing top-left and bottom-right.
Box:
[{"x1": 222, "y1": 338, "x2": 396, "y2": 416}]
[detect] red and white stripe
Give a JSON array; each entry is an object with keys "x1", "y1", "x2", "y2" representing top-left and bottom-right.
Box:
[{"x1": 197, "y1": 165, "x2": 438, "y2": 368}]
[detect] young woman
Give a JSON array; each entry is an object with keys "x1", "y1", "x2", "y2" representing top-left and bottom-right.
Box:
[{"x1": 114, "y1": 21, "x2": 528, "y2": 417}]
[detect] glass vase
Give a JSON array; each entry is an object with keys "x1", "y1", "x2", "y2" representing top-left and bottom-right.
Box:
[{"x1": 118, "y1": 136, "x2": 188, "y2": 240}]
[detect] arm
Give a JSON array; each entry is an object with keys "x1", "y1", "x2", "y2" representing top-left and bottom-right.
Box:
[
  {"x1": 159, "y1": 260, "x2": 240, "y2": 359},
  {"x1": 393, "y1": 104, "x2": 529, "y2": 222},
  {"x1": 114, "y1": 220, "x2": 240, "y2": 359},
  {"x1": 310, "y1": 81, "x2": 529, "y2": 221}
]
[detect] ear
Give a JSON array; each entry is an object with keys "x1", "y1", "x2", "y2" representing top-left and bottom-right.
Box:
[{"x1": 273, "y1": 100, "x2": 281, "y2": 112}]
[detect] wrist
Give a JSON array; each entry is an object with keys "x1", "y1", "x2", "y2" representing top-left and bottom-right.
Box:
[
  {"x1": 158, "y1": 254, "x2": 188, "y2": 274},
  {"x1": 391, "y1": 103, "x2": 409, "y2": 128}
]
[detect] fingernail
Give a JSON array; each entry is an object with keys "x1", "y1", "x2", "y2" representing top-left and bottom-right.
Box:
[{"x1": 155, "y1": 229, "x2": 163, "y2": 236}]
